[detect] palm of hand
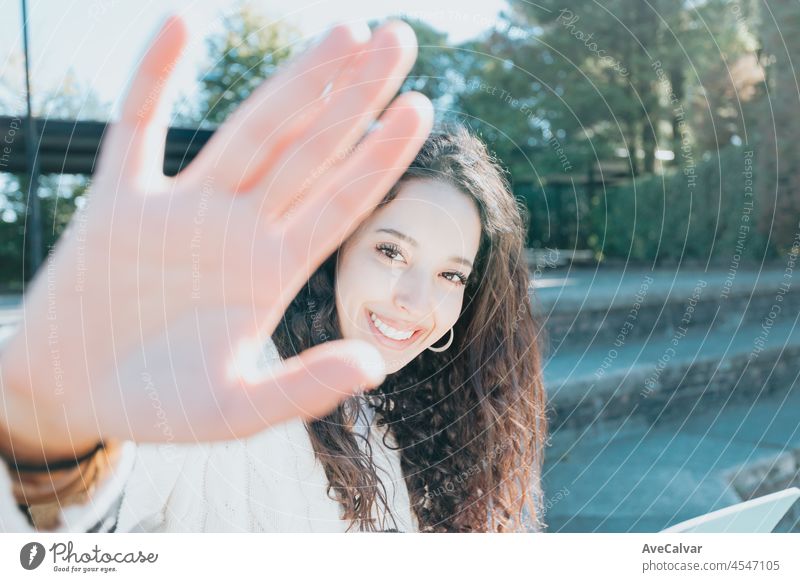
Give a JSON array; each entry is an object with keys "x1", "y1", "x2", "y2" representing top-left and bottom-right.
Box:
[{"x1": 0, "y1": 16, "x2": 432, "y2": 461}]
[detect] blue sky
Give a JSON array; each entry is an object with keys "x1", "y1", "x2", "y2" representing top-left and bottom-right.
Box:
[{"x1": 1, "y1": 0, "x2": 508, "y2": 120}]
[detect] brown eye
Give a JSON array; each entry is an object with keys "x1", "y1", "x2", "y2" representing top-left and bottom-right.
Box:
[
  {"x1": 376, "y1": 243, "x2": 404, "y2": 262},
  {"x1": 443, "y1": 271, "x2": 468, "y2": 286}
]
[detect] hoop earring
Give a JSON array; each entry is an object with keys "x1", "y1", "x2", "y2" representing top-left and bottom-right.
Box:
[{"x1": 427, "y1": 328, "x2": 454, "y2": 352}]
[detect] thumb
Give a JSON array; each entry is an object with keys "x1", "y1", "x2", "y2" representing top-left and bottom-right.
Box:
[{"x1": 224, "y1": 340, "x2": 386, "y2": 437}]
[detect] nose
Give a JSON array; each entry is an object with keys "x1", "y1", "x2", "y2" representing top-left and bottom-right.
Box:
[{"x1": 391, "y1": 267, "x2": 432, "y2": 319}]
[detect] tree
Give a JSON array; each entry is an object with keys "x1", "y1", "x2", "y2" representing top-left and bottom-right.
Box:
[
  {"x1": 392, "y1": 16, "x2": 462, "y2": 122},
  {"x1": 0, "y1": 69, "x2": 107, "y2": 288},
  {"x1": 181, "y1": 2, "x2": 299, "y2": 127},
  {"x1": 753, "y1": 1, "x2": 800, "y2": 252}
]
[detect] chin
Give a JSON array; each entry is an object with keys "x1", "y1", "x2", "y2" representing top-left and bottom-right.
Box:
[
  {"x1": 369, "y1": 349, "x2": 410, "y2": 375},
  {"x1": 382, "y1": 356, "x2": 406, "y2": 375}
]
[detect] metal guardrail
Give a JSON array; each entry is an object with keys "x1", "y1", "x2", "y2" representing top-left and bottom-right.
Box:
[
  {"x1": 0, "y1": 115, "x2": 212, "y2": 176},
  {"x1": 526, "y1": 248, "x2": 595, "y2": 269}
]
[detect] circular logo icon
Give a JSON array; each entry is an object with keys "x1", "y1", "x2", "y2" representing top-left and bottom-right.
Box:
[{"x1": 20, "y1": 542, "x2": 46, "y2": 570}]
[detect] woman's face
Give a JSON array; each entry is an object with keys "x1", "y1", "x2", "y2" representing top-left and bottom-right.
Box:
[{"x1": 335, "y1": 178, "x2": 482, "y2": 373}]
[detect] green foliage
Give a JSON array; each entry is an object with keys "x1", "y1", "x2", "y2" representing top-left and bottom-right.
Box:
[
  {"x1": 0, "y1": 69, "x2": 105, "y2": 288},
  {"x1": 755, "y1": 0, "x2": 800, "y2": 252},
  {"x1": 185, "y1": 2, "x2": 299, "y2": 126},
  {"x1": 393, "y1": 17, "x2": 460, "y2": 115},
  {"x1": 454, "y1": 0, "x2": 786, "y2": 262},
  {"x1": 0, "y1": 173, "x2": 89, "y2": 288},
  {"x1": 2, "y1": 0, "x2": 798, "y2": 283},
  {"x1": 601, "y1": 145, "x2": 770, "y2": 263}
]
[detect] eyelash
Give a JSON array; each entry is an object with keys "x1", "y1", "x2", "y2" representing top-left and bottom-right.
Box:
[{"x1": 375, "y1": 243, "x2": 468, "y2": 286}]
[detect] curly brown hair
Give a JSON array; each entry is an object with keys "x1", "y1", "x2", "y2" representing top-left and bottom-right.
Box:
[{"x1": 271, "y1": 125, "x2": 548, "y2": 532}]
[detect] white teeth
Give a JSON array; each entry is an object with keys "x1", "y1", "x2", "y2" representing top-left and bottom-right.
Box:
[{"x1": 370, "y1": 312, "x2": 415, "y2": 341}]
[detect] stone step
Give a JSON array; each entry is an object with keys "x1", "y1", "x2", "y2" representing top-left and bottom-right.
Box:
[
  {"x1": 541, "y1": 376, "x2": 800, "y2": 532},
  {"x1": 533, "y1": 267, "x2": 797, "y2": 352},
  {"x1": 543, "y1": 308, "x2": 800, "y2": 432}
]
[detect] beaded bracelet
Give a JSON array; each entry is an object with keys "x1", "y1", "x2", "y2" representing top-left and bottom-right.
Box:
[
  {"x1": 6, "y1": 442, "x2": 119, "y2": 530},
  {"x1": 2, "y1": 441, "x2": 106, "y2": 473}
]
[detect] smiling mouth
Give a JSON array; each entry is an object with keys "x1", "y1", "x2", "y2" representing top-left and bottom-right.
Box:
[{"x1": 366, "y1": 309, "x2": 425, "y2": 349}]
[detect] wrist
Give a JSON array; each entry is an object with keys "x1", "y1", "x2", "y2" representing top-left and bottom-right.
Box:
[
  {"x1": 12, "y1": 440, "x2": 121, "y2": 530},
  {"x1": 0, "y1": 353, "x2": 99, "y2": 467}
]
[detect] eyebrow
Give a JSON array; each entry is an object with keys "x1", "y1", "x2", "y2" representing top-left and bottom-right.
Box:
[{"x1": 375, "y1": 228, "x2": 474, "y2": 269}]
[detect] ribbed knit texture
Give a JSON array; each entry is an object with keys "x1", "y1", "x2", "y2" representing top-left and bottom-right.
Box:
[{"x1": 1, "y1": 338, "x2": 418, "y2": 533}]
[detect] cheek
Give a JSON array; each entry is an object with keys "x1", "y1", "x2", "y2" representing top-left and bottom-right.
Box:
[
  {"x1": 337, "y1": 250, "x2": 386, "y2": 311},
  {"x1": 432, "y1": 292, "x2": 465, "y2": 331}
]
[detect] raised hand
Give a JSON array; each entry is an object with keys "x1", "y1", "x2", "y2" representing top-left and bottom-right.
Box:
[{"x1": 0, "y1": 15, "x2": 432, "y2": 463}]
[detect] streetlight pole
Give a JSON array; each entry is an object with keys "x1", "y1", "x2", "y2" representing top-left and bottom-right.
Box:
[{"x1": 21, "y1": 0, "x2": 43, "y2": 279}]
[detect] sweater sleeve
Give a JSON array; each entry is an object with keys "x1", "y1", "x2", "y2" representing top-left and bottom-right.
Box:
[
  {"x1": 0, "y1": 317, "x2": 135, "y2": 532},
  {"x1": 0, "y1": 441, "x2": 137, "y2": 533}
]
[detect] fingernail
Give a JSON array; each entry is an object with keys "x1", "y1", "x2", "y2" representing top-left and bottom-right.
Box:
[
  {"x1": 384, "y1": 20, "x2": 417, "y2": 49},
  {"x1": 342, "y1": 20, "x2": 371, "y2": 44}
]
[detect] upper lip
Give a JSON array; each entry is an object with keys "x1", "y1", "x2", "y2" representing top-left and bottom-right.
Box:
[{"x1": 369, "y1": 309, "x2": 426, "y2": 333}]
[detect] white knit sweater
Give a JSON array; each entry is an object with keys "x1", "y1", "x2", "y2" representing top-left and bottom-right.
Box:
[{"x1": 0, "y1": 339, "x2": 419, "y2": 533}]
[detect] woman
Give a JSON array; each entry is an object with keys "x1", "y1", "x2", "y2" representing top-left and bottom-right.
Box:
[
  {"x1": 0, "y1": 127, "x2": 547, "y2": 534},
  {"x1": 0, "y1": 18, "x2": 546, "y2": 533},
  {"x1": 272, "y1": 127, "x2": 548, "y2": 532}
]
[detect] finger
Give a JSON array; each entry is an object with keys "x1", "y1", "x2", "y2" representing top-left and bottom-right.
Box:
[
  {"x1": 176, "y1": 21, "x2": 372, "y2": 192},
  {"x1": 274, "y1": 91, "x2": 433, "y2": 300},
  {"x1": 246, "y1": 21, "x2": 418, "y2": 221},
  {"x1": 100, "y1": 14, "x2": 188, "y2": 190},
  {"x1": 222, "y1": 340, "x2": 386, "y2": 436}
]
